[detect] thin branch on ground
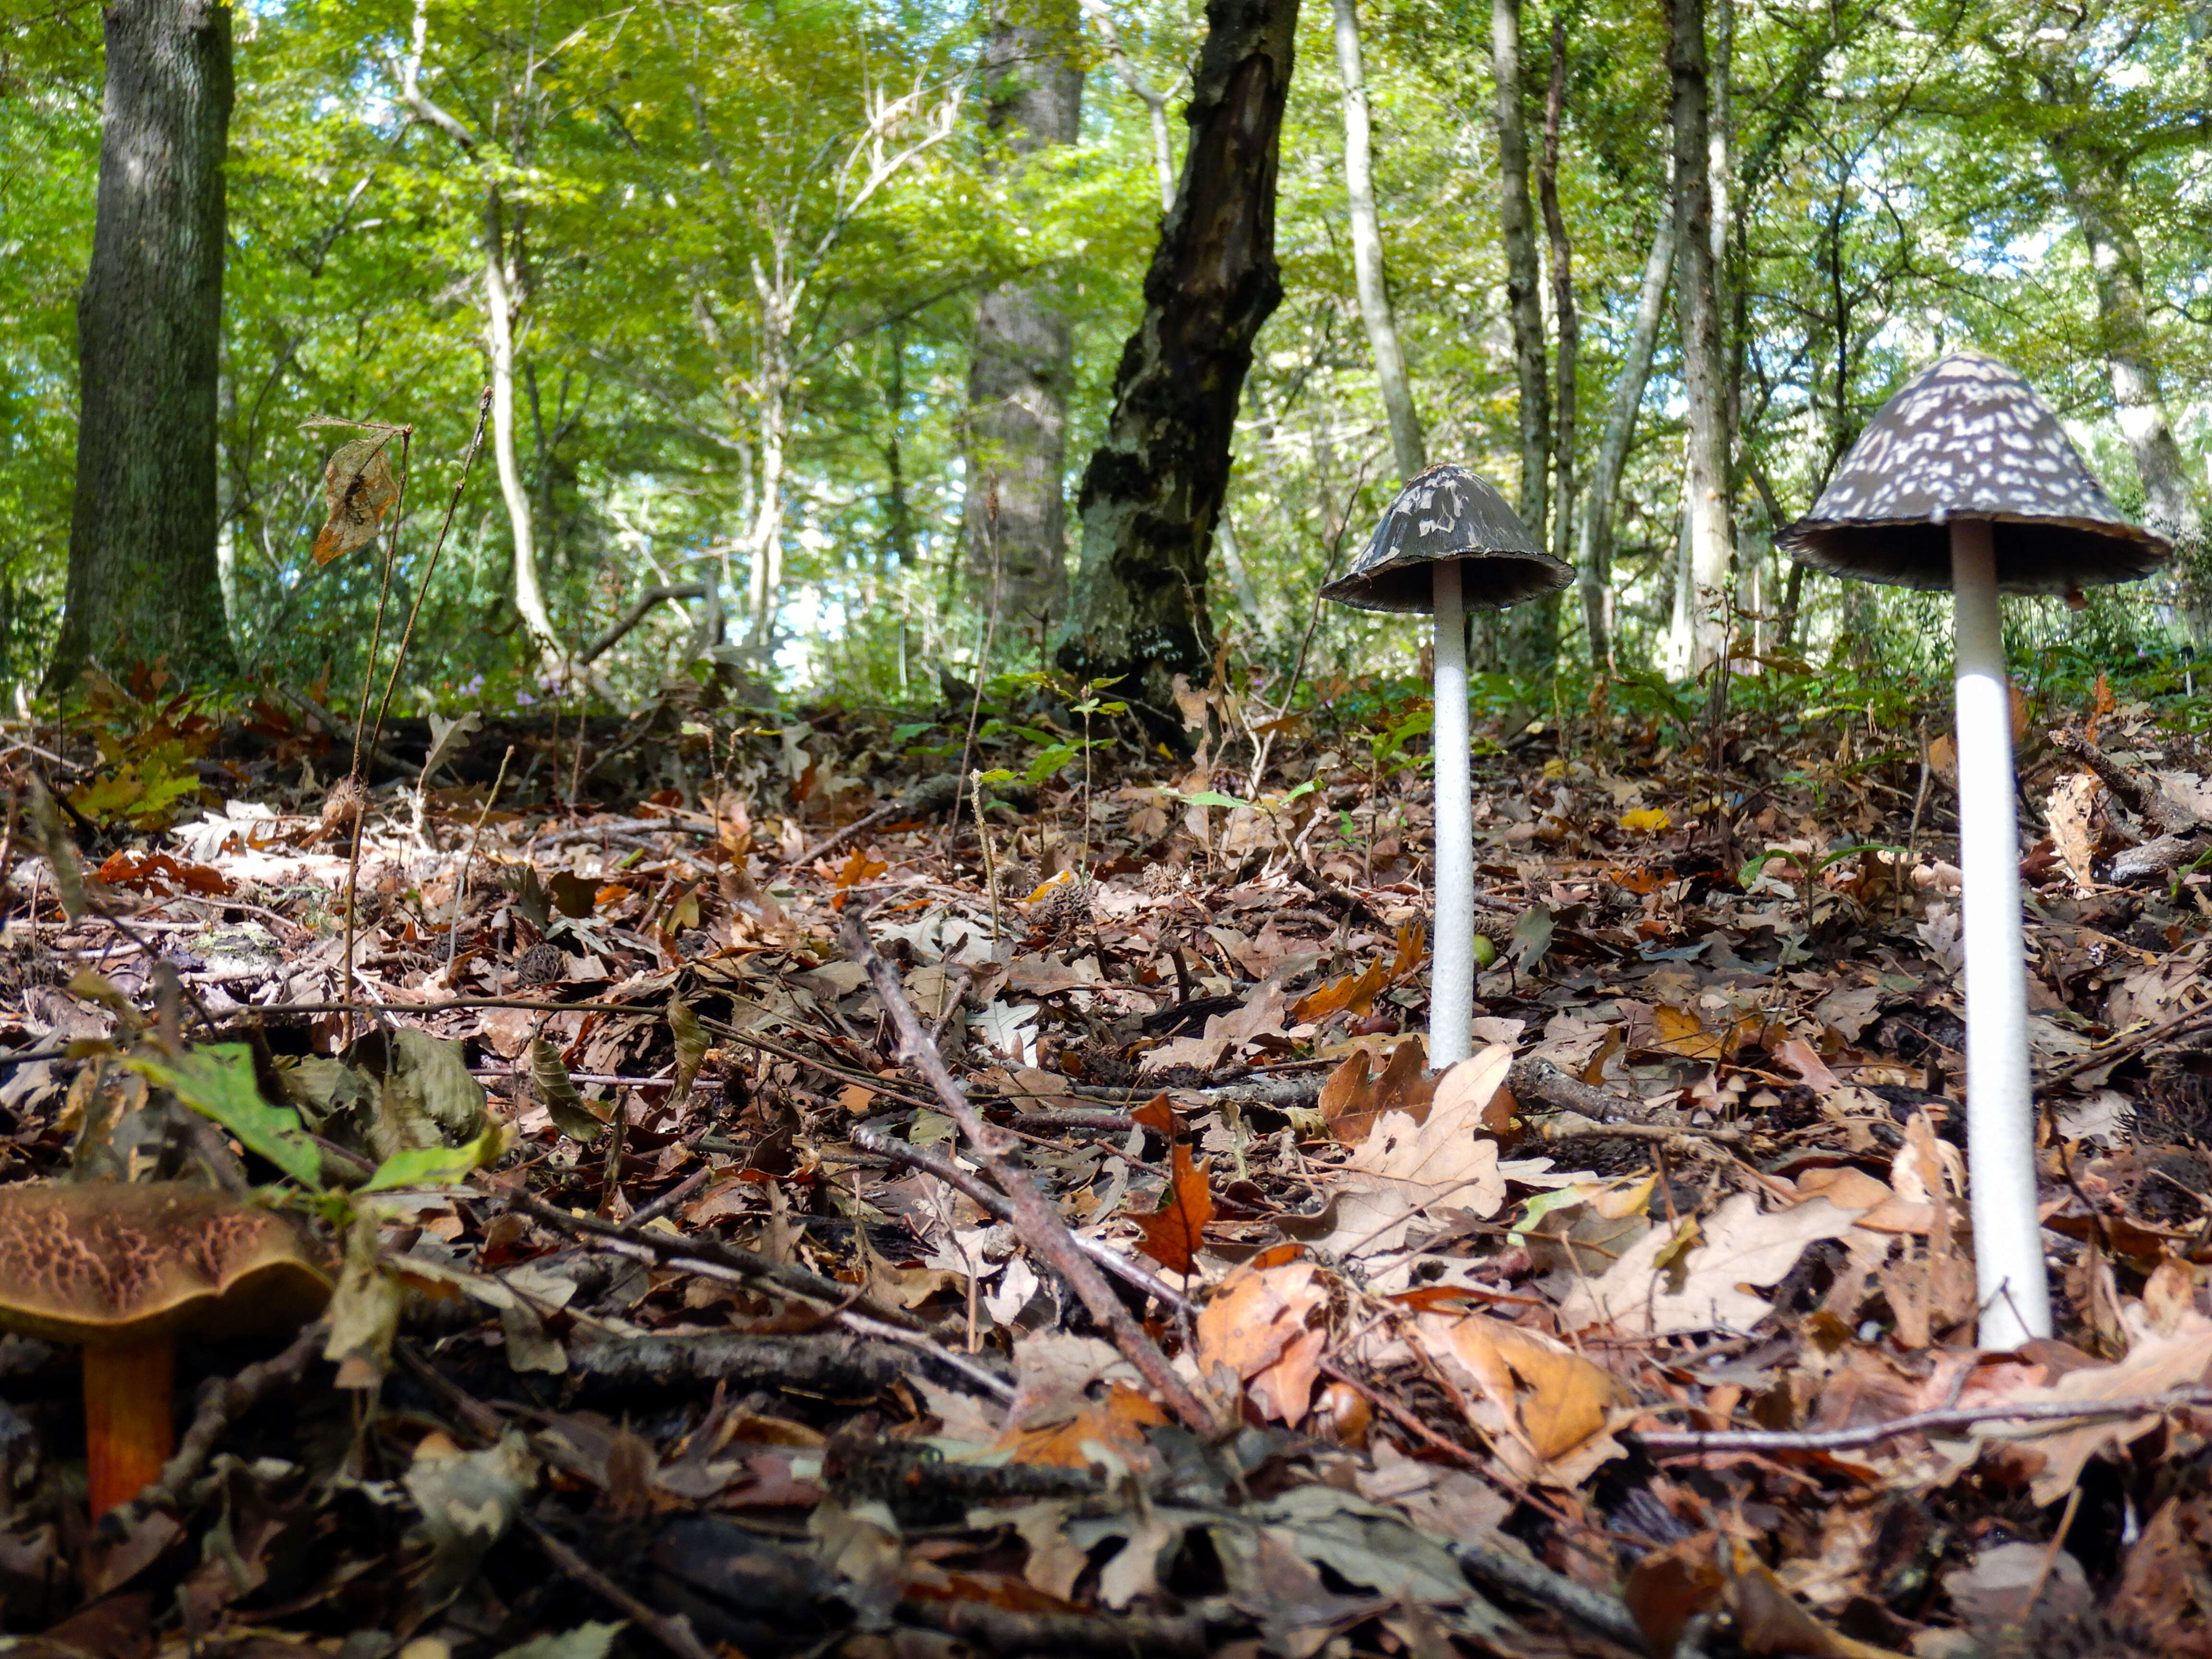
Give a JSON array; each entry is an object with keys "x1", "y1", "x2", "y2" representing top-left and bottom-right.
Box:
[
  {"x1": 839, "y1": 905, "x2": 1220, "y2": 1434},
  {"x1": 1632, "y1": 1387, "x2": 2212, "y2": 1455}
]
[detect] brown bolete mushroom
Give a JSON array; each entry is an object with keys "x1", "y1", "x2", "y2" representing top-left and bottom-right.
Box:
[
  {"x1": 0, "y1": 1182, "x2": 332, "y2": 1516},
  {"x1": 1320, "y1": 463, "x2": 1571, "y2": 1067}
]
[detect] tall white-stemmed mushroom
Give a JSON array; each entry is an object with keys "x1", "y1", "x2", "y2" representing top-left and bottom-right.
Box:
[
  {"x1": 1779, "y1": 351, "x2": 2171, "y2": 1350},
  {"x1": 1321, "y1": 464, "x2": 1572, "y2": 1067}
]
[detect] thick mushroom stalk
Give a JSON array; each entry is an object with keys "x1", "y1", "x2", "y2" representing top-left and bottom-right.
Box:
[
  {"x1": 82, "y1": 1339, "x2": 176, "y2": 1518},
  {"x1": 1430, "y1": 564, "x2": 1473, "y2": 1067},
  {"x1": 1950, "y1": 519, "x2": 2051, "y2": 1347},
  {"x1": 0, "y1": 1182, "x2": 332, "y2": 1521}
]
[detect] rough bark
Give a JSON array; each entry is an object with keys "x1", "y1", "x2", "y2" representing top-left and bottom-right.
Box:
[
  {"x1": 1055, "y1": 0, "x2": 1298, "y2": 713},
  {"x1": 1667, "y1": 0, "x2": 1734, "y2": 676},
  {"x1": 51, "y1": 0, "x2": 237, "y2": 690},
  {"x1": 1575, "y1": 181, "x2": 1673, "y2": 672},
  {"x1": 1333, "y1": 0, "x2": 1425, "y2": 482},
  {"x1": 1491, "y1": 0, "x2": 1554, "y2": 680},
  {"x1": 964, "y1": 0, "x2": 1084, "y2": 631},
  {"x1": 1537, "y1": 19, "x2": 1577, "y2": 616}
]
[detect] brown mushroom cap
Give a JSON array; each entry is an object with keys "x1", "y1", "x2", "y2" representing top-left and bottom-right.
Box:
[
  {"x1": 1319, "y1": 463, "x2": 1571, "y2": 613},
  {"x1": 1778, "y1": 351, "x2": 2170, "y2": 595},
  {"x1": 0, "y1": 1183, "x2": 332, "y2": 1346}
]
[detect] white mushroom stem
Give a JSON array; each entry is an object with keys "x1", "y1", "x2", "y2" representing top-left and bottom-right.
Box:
[
  {"x1": 1951, "y1": 517, "x2": 2052, "y2": 1348},
  {"x1": 1431, "y1": 562, "x2": 1473, "y2": 1067}
]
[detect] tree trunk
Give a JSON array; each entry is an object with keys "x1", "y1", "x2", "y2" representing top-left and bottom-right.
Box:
[
  {"x1": 1576, "y1": 179, "x2": 1673, "y2": 673},
  {"x1": 745, "y1": 365, "x2": 788, "y2": 651},
  {"x1": 51, "y1": 0, "x2": 237, "y2": 690},
  {"x1": 483, "y1": 186, "x2": 561, "y2": 675},
  {"x1": 1667, "y1": 0, "x2": 1733, "y2": 677},
  {"x1": 1537, "y1": 19, "x2": 1577, "y2": 615},
  {"x1": 2048, "y1": 136, "x2": 2208, "y2": 622},
  {"x1": 1491, "y1": 0, "x2": 1554, "y2": 680},
  {"x1": 1055, "y1": 0, "x2": 1299, "y2": 713},
  {"x1": 964, "y1": 0, "x2": 1084, "y2": 634},
  {"x1": 1332, "y1": 0, "x2": 1425, "y2": 482},
  {"x1": 883, "y1": 322, "x2": 917, "y2": 572}
]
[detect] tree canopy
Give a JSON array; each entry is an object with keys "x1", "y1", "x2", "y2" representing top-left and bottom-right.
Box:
[{"x1": 2, "y1": 0, "x2": 2207, "y2": 708}]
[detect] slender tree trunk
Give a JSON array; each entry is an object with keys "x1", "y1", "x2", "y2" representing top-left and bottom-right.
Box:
[
  {"x1": 884, "y1": 322, "x2": 917, "y2": 572},
  {"x1": 965, "y1": 0, "x2": 1084, "y2": 633},
  {"x1": 1491, "y1": 0, "x2": 1553, "y2": 679},
  {"x1": 745, "y1": 371, "x2": 788, "y2": 650},
  {"x1": 1537, "y1": 19, "x2": 1577, "y2": 611},
  {"x1": 1707, "y1": 0, "x2": 1734, "y2": 447},
  {"x1": 1077, "y1": 0, "x2": 1177, "y2": 210},
  {"x1": 51, "y1": 0, "x2": 237, "y2": 690},
  {"x1": 2048, "y1": 137, "x2": 2208, "y2": 625},
  {"x1": 1214, "y1": 511, "x2": 1272, "y2": 643},
  {"x1": 1333, "y1": 0, "x2": 1425, "y2": 482},
  {"x1": 483, "y1": 187, "x2": 560, "y2": 674},
  {"x1": 1576, "y1": 179, "x2": 1673, "y2": 673},
  {"x1": 1056, "y1": 0, "x2": 1299, "y2": 715},
  {"x1": 1667, "y1": 0, "x2": 1733, "y2": 676}
]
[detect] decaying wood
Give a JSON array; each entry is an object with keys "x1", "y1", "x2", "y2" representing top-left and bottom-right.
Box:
[
  {"x1": 2051, "y1": 724, "x2": 2208, "y2": 836},
  {"x1": 567, "y1": 1333, "x2": 954, "y2": 1397}
]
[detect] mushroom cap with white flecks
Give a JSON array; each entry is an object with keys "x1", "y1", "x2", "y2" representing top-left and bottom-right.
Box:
[
  {"x1": 0, "y1": 1182, "x2": 331, "y2": 1346},
  {"x1": 1319, "y1": 463, "x2": 1572, "y2": 613},
  {"x1": 1779, "y1": 351, "x2": 2170, "y2": 594}
]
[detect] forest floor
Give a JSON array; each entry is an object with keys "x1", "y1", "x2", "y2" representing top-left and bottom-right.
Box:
[{"x1": 5, "y1": 665, "x2": 2212, "y2": 1659}]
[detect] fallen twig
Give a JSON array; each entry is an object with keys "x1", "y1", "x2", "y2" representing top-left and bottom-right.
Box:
[
  {"x1": 1509, "y1": 1058, "x2": 1751, "y2": 1142},
  {"x1": 1449, "y1": 1536, "x2": 1650, "y2": 1654},
  {"x1": 800, "y1": 773, "x2": 965, "y2": 866},
  {"x1": 476, "y1": 1178, "x2": 932, "y2": 1335},
  {"x1": 107, "y1": 1318, "x2": 329, "y2": 1534},
  {"x1": 854, "y1": 1125, "x2": 1193, "y2": 1314},
  {"x1": 839, "y1": 906, "x2": 1219, "y2": 1434},
  {"x1": 1632, "y1": 1387, "x2": 2212, "y2": 1455},
  {"x1": 520, "y1": 1513, "x2": 716, "y2": 1659}
]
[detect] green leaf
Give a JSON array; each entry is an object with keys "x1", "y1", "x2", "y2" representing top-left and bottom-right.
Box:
[
  {"x1": 1178, "y1": 790, "x2": 1248, "y2": 810},
  {"x1": 1023, "y1": 743, "x2": 1080, "y2": 784},
  {"x1": 359, "y1": 1124, "x2": 506, "y2": 1193},
  {"x1": 890, "y1": 721, "x2": 935, "y2": 742},
  {"x1": 133, "y1": 1044, "x2": 325, "y2": 1188}
]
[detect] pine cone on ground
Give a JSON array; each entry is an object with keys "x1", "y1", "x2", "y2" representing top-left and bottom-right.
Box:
[
  {"x1": 513, "y1": 941, "x2": 570, "y2": 986},
  {"x1": 1036, "y1": 873, "x2": 1095, "y2": 935},
  {"x1": 319, "y1": 775, "x2": 369, "y2": 842}
]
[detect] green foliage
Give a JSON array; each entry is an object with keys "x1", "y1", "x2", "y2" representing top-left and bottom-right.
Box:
[{"x1": 1, "y1": 0, "x2": 2205, "y2": 712}]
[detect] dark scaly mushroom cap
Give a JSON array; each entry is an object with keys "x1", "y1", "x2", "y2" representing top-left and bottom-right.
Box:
[
  {"x1": 1779, "y1": 351, "x2": 2170, "y2": 595},
  {"x1": 1319, "y1": 463, "x2": 1571, "y2": 613},
  {"x1": 0, "y1": 1183, "x2": 331, "y2": 1346}
]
